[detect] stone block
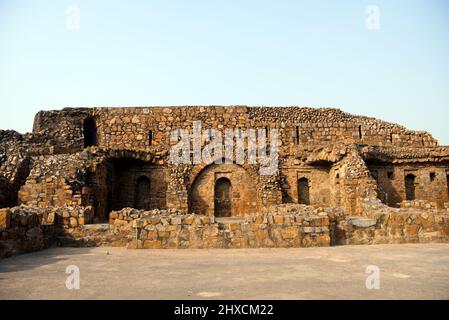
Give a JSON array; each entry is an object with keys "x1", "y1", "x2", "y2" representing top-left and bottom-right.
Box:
[
  {"x1": 170, "y1": 217, "x2": 181, "y2": 225},
  {"x1": 274, "y1": 216, "x2": 284, "y2": 224},
  {"x1": 143, "y1": 240, "x2": 161, "y2": 249},
  {"x1": 351, "y1": 218, "x2": 377, "y2": 228},
  {"x1": 303, "y1": 227, "x2": 314, "y2": 233},
  {"x1": 158, "y1": 231, "x2": 170, "y2": 238},
  {"x1": 109, "y1": 211, "x2": 119, "y2": 219},
  {"x1": 151, "y1": 216, "x2": 161, "y2": 225},
  {"x1": 281, "y1": 226, "x2": 298, "y2": 240},
  {"x1": 47, "y1": 212, "x2": 55, "y2": 224},
  {"x1": 166, "y1": 225, "x2": 177, "y2": 232},
  {"x1": 184, "y1": 216, "x2": 195, "y2": 225},
  {"x1": 404, "y1": 224, "x2": 420, "y2": 236},
  {"x1": 315, "y1": 235, "x2": 331, "y2": 246},
  {"x1": 230, "y1": 223, "x2": 241, "y2": 231},
  {"x1": 69, "y1": 217, "x2": 78, "y2": 227},
  {"x1": 0, "y1": 208, "x2": 11, "y2": 229},
  {"x1": 200, "y1": 216, "x2": 210, "y2": 224}
]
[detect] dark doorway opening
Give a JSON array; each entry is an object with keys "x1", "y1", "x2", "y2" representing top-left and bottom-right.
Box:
[
  {"x1": 298, "y1": 177, "x2": 310, "y2": 205},
  {"x1": 83, "y1": 117, "x2": 98, "y2": 147},
  {"x1": 135, "y1": 176, "x2": 151, "y2": 210},
  {"x1": 405, "y1": 174, "x2": 416, "y2": 201},
  {"x1": 214, "y1": 177, "x2": 232, "y2": 217}
]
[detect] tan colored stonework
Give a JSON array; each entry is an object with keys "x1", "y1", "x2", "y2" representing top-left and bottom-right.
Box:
[{"x1": 1, "y1": 106, "x2": 449, "y2": 254}]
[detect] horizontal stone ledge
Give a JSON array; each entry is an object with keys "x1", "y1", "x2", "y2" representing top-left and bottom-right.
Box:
[{"x1": 346, "y1": 216, "x2": 377, "y2": 228}]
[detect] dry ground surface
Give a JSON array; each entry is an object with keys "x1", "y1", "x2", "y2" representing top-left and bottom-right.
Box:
[{"x1": 1, "y1": 243, "x2": 449, "y2": 300}]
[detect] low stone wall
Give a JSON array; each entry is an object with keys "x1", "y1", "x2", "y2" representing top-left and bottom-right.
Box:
[
  {"x1": 4, "y1": 205, "x2": 94, "y2": 227},
  {"x1": 2, "y1": 202, "x2": 449, "y2": 258},
  {"x1": 53, "y1": 206, "x2": 94, "y2": 227},
  {"x1": 0, "y1": 208, "x2": 43, "y2": 258},
  {"x1": 332, "y1": 200, "x2": 449, "y2": 245},
  {"x1": 108, "y1": 205, "x2": 331, "y2": 249},
  {"x1": 0, "y1": 205, "x2": 95, "y2": 258}
]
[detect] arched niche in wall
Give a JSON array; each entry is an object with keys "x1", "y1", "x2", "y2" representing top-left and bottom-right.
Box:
[{"x1": 188, "y1": 162, "x2": 260, "y2": 216}]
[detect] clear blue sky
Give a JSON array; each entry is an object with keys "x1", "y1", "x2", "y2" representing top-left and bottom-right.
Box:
[{"x1": 1, "y1": 0, "x2": 448, "y2": 144}]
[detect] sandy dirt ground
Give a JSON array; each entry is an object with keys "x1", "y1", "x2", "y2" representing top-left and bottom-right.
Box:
[{"x1": 1, "y1": 243, "x2": 449, "y2": 300}]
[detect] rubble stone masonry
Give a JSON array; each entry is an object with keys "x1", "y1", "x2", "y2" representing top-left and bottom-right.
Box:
[{"x1": 1, "y1": 106, "x2": 449, "y2": 257}]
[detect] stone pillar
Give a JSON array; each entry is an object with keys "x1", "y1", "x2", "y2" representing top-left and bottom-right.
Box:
[
  {"x1": 338, "y1": 148, "x2": 378, "y2": 215},
  {"x1": 166, "y1": 165, "x2": 190, "y2": 213}
]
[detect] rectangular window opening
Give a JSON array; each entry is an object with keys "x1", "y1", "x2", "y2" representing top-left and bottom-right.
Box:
[{"x1": 430, "y1": 172, "x2": 436, "y2": 181}]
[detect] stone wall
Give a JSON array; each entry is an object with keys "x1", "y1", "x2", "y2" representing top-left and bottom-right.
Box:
[
  {"x1": 0, "y1": 207, "x2": 43, "y2": 258},
  {"x1": 0, "y1": 205, "x2": 94, "y2": 258},
  {"x1": 399, "y1": 200, "x2": 438, "y2": 210},
  {"x1": 3, "y1": 107, "x2": 448, "y2": 221},
  {"x1": 333, "y1": 210, "x2": 449, "y2": 245},
  {"x1": 32, "y1": 107, "x2": 438, "y2": 157},
  {"x1": 367, "y1": 162, "x2": 449, "y2": 208},
  {"x1": 13, "y1": 138, "x2": 448, "y2": 221},
  {"x1": 280, "y1": 164, "x2": 331, "y2": 206},
  {"x1": 331, "y1": 197, "x2": 449, "y2": 245},
  {"x1": 2, "y1": 201, "x2": 449, "y2": 258},
  {"x1": 17, "y1": 152, "x2": 91, "y2": 208},
  {"x1": 107, "y1": 205, "x2": 331, "y2": 249},
  {"x1": 0, "y1": 131, "x2": 31, "y2": 208},
  {"x1": 32, "y1": 109, "x2": 90, "y2": 153},
  {"x1": 1, "y1": 106, "x2": 449, "y2": 256}
]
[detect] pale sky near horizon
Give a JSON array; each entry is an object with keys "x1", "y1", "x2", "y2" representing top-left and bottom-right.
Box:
[{"x1": 1, "y1": 0, "x2": 448, "y2": 144}]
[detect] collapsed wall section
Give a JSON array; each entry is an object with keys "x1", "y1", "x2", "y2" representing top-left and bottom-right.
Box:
[{"x1": 0, "y1": 130, "x2": 31, "y2": 208}]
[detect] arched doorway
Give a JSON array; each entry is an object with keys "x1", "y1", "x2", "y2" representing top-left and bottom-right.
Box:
[
  {"x1": 189, "y1": 163, "x2": 259, "y2": 216},
  {"x1": 298, "y1": 177, "x2": 310, "y2": 205},
  {"x1": 83, "y1": 117, "x2": 98, "y2": 147},
  {"x1": 214, "y1": 177, "x2": 232, "y2": 217},
  {"x1": 135, "y1": 176, "x2": 151, "y2": 210},
  {"x1": 405, "y1": 174, "x2": 416, "y2": 201}
]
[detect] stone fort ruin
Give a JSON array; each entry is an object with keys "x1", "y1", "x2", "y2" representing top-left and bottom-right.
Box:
[{"x1": 1, "y1": 106, "x2": 449, "y2": 256}]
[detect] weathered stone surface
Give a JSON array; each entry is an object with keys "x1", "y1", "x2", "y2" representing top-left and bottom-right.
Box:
[
  {"x1": 1, "y1": 106, "x2": 449, "y2": 255},
  {"x1": 351, "y1": 218, "x2": 377, "y2": 228}
]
